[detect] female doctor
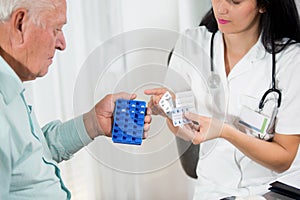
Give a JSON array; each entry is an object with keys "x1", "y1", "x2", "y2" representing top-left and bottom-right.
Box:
[{"x1": 145, "y1": 0, "x2": 300, "y2": 199}]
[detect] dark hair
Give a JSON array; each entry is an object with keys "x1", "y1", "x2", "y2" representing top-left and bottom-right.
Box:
[{"x1": 200, "y1": 0, "x2": 300, "y2": 53}]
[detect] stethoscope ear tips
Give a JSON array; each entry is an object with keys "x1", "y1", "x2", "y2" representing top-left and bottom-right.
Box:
[{"x1": 208, "y1": 73, "x2": 221, "y2": 89}]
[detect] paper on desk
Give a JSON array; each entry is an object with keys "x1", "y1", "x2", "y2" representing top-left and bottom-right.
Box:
[{"x1": 277, "y1": 170, "x2": 300, "y2": 189}]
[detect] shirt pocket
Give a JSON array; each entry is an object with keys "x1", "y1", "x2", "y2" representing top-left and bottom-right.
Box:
[
  {"x1": 239, "y1": 93, "x2": 260, "y2": 111},
  {"x1": 236, "y1": 93, "x2": 277, "y2": 137},
  {"x1": 239, "y1": 93, "x2": 277, "y2": 118}
]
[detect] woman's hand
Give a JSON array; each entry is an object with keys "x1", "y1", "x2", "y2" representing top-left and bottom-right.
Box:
[
  {"x1": 144, "y1": 88, "x2": 175, "y2": 117},
  {"x1": 175, "y1": 112, "x2": 224, "y2": 144},
  {"x1": 144, "y1": 88, "x2": 224, "y2": 143}
]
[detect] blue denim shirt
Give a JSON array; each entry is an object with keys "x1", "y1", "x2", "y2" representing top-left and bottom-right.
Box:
[{"x1": 0, "y1": 56, "x2": 93, "y2": 199}]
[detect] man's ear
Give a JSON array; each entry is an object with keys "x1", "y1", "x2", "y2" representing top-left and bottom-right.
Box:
[{"x1": 10, "y1": 8, "x2": 28, "y2": 45}]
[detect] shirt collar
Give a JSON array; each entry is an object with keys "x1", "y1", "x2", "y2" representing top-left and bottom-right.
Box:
[
  {"x1": 215, "y1": 31, "x2": 267, "y2": 62},
  {"x1": 0, "y1": 56, "x2": 25, "y2": 104},
  {"x1": 251, "y1": 33, "x2": 267, "y2": 62},
  {"x1": 214, "y1": 31, "x2": 268, "y2": 81}
]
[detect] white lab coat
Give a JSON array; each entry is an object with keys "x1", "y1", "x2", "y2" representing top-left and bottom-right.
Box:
[{"x1": 168, "y1": 26, "x2": 300, "y2": 199}]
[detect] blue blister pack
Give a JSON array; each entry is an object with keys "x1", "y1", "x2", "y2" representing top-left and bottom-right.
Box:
[{"x1": 112, "y1": 99, "x2": 146, "y2": 145}]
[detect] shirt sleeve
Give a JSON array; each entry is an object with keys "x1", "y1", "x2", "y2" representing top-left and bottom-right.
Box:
[
  {"x1": 0, "y1": 113, "x2": 11, "y2": 199},
  {"x1": 168, "y1": 27, "x2": 215, "y2": 117},
  {"x1": 42, "y1": 115, "x2": 93, "y2": 163}
]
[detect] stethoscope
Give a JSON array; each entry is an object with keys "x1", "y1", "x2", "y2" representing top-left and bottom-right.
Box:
[
  {"x1": 208, "y1": 31, "x2": 282, "y2": 110},
  {"x1": 208, "y1": 32, "x2": 282, "y2": 138}
]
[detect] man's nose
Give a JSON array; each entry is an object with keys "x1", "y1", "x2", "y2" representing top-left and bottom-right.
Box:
[{"x1": 56, "y1": 31, "x2": 66, "y2": 51}]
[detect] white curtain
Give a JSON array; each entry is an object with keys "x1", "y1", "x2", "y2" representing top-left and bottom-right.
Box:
[{"x1": 24, "y1": 0, "x2": 211, "y2": 199}]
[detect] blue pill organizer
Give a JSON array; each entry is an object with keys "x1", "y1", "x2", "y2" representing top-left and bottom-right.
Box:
[{"x1": 112, "y1": 99, "x2": 146, "y2": 145}]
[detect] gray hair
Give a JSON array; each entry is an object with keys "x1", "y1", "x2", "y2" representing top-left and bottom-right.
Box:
[{"x1": 0, "y1": 0, "x2": 57, "y2": 25}]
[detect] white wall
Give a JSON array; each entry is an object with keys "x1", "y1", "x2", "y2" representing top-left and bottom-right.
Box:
[{"x1": 121, "y1": 0, "x2": 179, "y2": 31}]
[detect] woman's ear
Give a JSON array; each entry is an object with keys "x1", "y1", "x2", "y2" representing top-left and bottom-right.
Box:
[{"x1": 10, "y1": 8, "x2": 28, "y2": 45}]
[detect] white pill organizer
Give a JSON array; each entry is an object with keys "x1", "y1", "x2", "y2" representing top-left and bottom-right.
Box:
[
  {"x1": 175, "y1": 91, "x2": 195, "y2": 109},
  {"x1": 172, "y1": 107, "x2": 191, "y2": 127},
  {"x1": 159, "y1": 91, "x2": 196, "y2": 127},
  {"x1": 173, "y1": 91, "x2": 196, "y2": 127},
  {"x1": 159, "y1": 91, "x2": 174, "y2": 118}
]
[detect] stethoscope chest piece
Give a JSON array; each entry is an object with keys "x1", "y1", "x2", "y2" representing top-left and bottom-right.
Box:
[{"x1": 207, "y1": 73, "x2": 221, "y2": 89}]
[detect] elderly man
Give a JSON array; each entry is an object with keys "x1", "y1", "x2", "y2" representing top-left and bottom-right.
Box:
[{"x1": 0, "y1": 0, "x2": 151, "y2": 199}]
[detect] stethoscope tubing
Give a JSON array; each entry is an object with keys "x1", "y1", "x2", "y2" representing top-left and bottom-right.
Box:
[{"x1": 209, "y1": 31, "x2": 281, "y2": 109}]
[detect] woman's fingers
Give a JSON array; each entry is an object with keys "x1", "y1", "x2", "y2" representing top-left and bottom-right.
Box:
[
  {"x1": 144, "y1": 88, "x2": 168, "y2": 96},
  {"x1": 184, "y1": 112, "x2": 200, "y2": 123}
]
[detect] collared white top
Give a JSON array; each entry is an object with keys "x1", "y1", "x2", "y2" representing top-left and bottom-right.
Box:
[{"x1": 169, "y1": 26, "x2": 300, "y2": 199}]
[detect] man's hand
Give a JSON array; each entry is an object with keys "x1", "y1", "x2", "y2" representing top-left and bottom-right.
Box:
[{"x1": 83, "y1": 92, "x2": 151, "y2": 139}]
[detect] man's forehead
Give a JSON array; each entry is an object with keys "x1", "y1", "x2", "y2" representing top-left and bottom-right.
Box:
[{"x1": 43, "y1": 0, "x2": 67, "y2": 23}]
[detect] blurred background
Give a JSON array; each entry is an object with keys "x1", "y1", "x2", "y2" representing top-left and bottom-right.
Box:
[{"x1": 22, "y1": 0, "x2": 210, "y2": 199}]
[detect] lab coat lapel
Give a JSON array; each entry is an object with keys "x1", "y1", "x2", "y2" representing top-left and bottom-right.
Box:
[{"x1": 214, "y1": 33, "x2": 266, "y2": 82}]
